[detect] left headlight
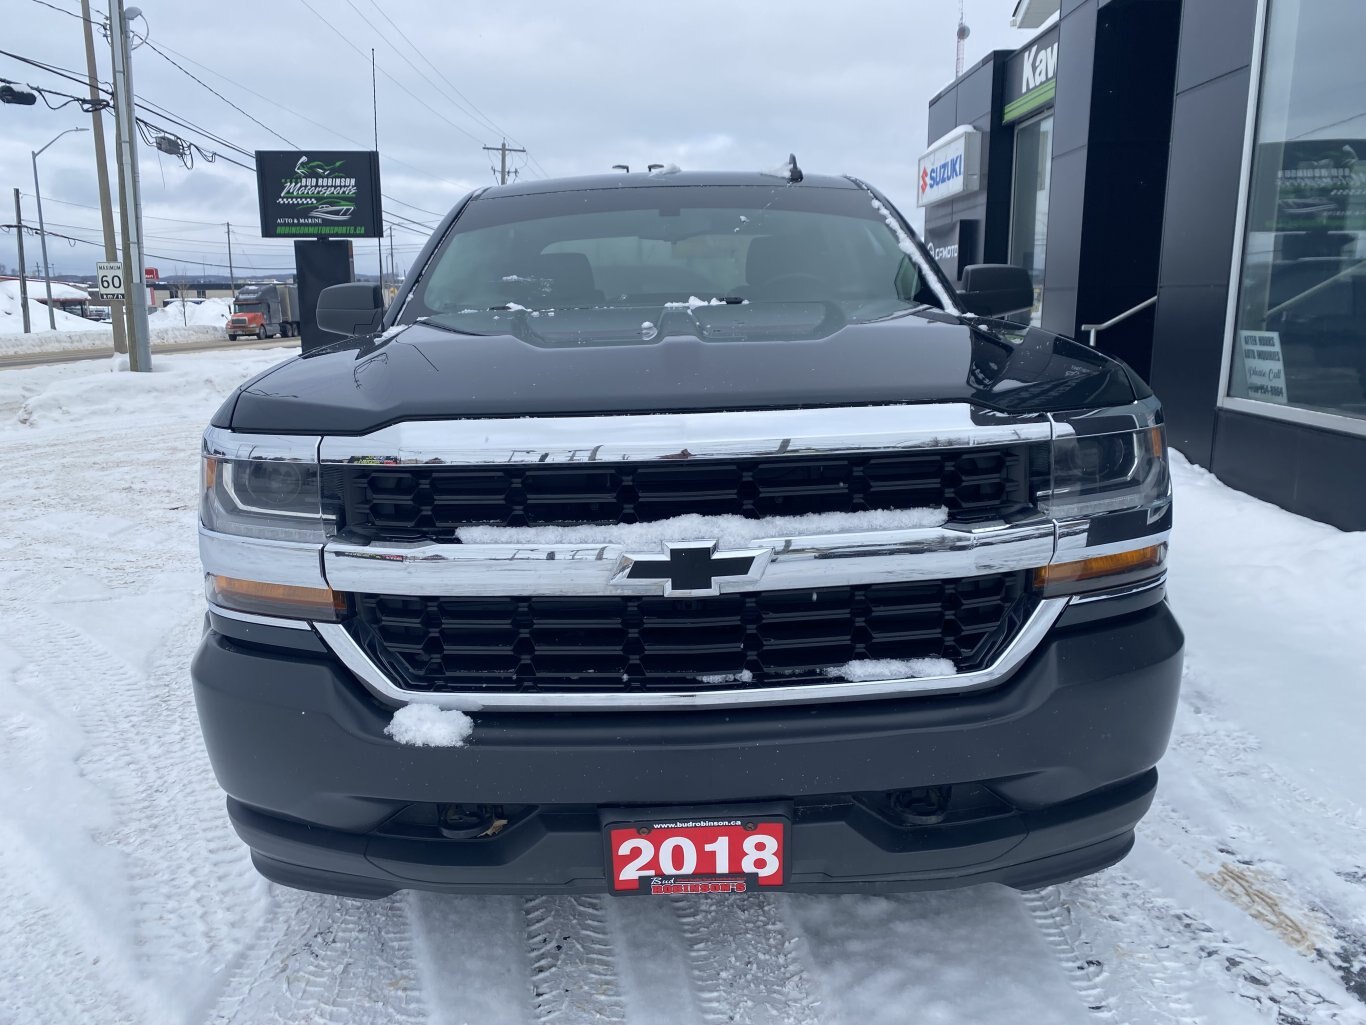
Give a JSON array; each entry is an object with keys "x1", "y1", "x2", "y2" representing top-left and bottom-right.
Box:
[
  {"x1": 201, "y1": 450, "x2": 328, "y2": 542},
  {"x1": 1041, "y1": 425, "x2": 1171, "y2": 522}
]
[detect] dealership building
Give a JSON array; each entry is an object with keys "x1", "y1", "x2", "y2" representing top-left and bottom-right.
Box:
[{"x1": 921, "y1": 0, "x2": 1365, "y2": 530}]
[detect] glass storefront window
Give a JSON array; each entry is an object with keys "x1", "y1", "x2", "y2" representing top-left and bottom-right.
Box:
[
  {"x1": 1008, "y1": 113, "x2": 1054, "y2": 326},
  {"x1": 1227, "y1": 0, "x2": 1366, "y2": 422}
]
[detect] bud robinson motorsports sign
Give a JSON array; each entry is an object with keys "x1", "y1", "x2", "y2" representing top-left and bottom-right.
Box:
[{"x1": 255, "y1": 150, "x2": 383, "y2": 238}]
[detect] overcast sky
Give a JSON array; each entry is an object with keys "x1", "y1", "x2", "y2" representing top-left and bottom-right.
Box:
[{"x1": 1, "y1": 0, "x2": 1039, "y2": 281}]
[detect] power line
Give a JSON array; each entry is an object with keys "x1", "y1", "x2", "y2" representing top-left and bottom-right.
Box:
[
  {"x1": 24, "y1": 0, "x2": 94, "y2": 25},
  {"x1": 362, "y1": 0, "x2": 550, "y2": 178},
  {"x1": 5, "y1": 46, "x2": 458, "y2": 227},
  {"x1": 0, "y1": 47, "x2": 106, "y2": 91},
  {"x1": 1, "y1": 224, "x2": 294, "y2": 271},
  {"x1": 294, "y1": 0, "x2": 486, "y2": 147},
  {"x1": 144, "y1": 40, "x2": 473, "y2": 192},
  {"x1": 140, "y1": 39, "x2": 299, "y2": 147},
  {"x1": 343, "y1": 0, "x2": 496, "y2": 146}
]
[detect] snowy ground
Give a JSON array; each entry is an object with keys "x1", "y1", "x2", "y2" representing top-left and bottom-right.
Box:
[{"x1": 0, "y1": 350, "x2": 1363, "y2": 1025}]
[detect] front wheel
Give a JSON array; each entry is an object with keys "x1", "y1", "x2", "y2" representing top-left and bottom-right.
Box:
[
  {"x1": 256, "y1": 326, "x2": 267, "y2": 340},
  {"x1": 227, "y1": 333, "x2": 237, "y2": 341}
]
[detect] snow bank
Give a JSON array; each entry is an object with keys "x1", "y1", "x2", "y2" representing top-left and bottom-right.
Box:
[
  {"x1": 457, "y1": 506, "x2": 949, "y2": 549},
  {"x1": 0, "y1": 328, "x2": 115, "y2": 358},
  {"x1": 1, "y1": 292, "x2": 236, "y2": 356},
  {"x1": 15, "y1": 348, "x2": 295, "y2": 427},
  {"x1": 385, "y1": 704, "x2": 474, "y2": 747},
  {"x1": 148, "y1": 297, "x2": 232, "y2": 328},
  {"x1": 0, "y1": 278, "x2": 108, "y2": 335},
  {"x1": 824, "y1": 657, "x2": 956, "y2": 682}
]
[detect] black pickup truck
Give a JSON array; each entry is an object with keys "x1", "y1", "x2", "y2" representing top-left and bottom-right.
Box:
[{"x1": 193, "y1": 168, "x2": 1181, "y2": 899}]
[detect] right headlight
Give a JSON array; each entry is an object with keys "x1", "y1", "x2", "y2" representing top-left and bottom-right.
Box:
[
  {"x1": 1040, "y1": 424, "x2": 1171, "y2": 521},
  {"x1": 200, "y1": 432, "x2": 328, "y2": 543}
]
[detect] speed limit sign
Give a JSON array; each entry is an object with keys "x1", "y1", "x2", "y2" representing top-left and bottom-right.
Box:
[{"x1": 96, "y1": 261, "x2": 125, "y2": 299}]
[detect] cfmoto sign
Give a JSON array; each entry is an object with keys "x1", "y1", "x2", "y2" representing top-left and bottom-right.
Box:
[{"x1": 916, "y1": 127, "x2": 982, "y2": 208}]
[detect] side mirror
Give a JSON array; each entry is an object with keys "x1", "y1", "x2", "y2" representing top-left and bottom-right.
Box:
[
  {"x1": 957, "y1": 264, "x2": 1035, "y2": 317},
  {"x1": 317, "y1": 283, "x2": 384, "y2": 336}
]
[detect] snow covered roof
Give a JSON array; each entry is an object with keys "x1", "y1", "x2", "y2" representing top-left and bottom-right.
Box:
[{"x1": 0, "y1": 278, "x2": 89, "y2": 301}]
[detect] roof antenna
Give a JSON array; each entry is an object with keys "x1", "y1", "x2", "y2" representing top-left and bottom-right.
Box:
[{"x1": 786, "y1": 153, "x2": 803, "y2": 183}]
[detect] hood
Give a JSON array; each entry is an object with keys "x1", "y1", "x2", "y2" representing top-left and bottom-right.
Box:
[{"x1": 220, "y1": 307, "x2": 1141, "y2": 434}]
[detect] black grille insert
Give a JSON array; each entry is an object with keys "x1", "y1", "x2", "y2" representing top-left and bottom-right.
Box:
[
  {"x1": 331, "y1": 448, "x2": 1032, "y2": 538},
  {"x1": 351, "y1": 573, "x2": 1031, "y2": 694}
]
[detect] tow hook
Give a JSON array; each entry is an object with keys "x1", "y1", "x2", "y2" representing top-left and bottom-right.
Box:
[
  {"x1": 888, "y1": 786, "x2": 952, "y2": 826},
  {"x1": 438, "y1": 803, "x2": 508, "y2": 839}
]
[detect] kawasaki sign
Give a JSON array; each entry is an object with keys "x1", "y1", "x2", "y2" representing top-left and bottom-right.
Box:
[
  {"x1": 255, "y1": 150, "x2": 383, "y2": 238},
  {"x1": 1003, "y1": 24, "x2": 1059, "y2": 124},
  {"x1": 916, "y1": 127, "x2": 982, "y2": 208}
]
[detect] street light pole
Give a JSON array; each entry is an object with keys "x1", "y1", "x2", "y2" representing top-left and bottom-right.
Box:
[
  {"x1": 109, "y1": 0, "x2": 152, "y2": 372},
  {"x1": 32, "y1": 127, "x2": 89, "y2": 331}
]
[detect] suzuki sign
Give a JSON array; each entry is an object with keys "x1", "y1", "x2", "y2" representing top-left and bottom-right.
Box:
[{"x1": 916, "y1": 127, "x2": 982, "y2": 208}]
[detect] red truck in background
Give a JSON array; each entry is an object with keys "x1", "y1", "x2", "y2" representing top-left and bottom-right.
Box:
[{"x1": 227, "y1": 282, "x2": 300, "y2": 340}]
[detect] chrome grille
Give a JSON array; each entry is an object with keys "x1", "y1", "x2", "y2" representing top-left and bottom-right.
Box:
[
  {"x1": 350, "y1": 572, "x2": 1032, "y2": 694},
  {"x1": 330, "y1": 448, "x2": 1033, "y2": 538}
]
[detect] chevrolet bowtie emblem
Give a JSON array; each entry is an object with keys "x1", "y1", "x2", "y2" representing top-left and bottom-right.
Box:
[{"x1": 611, "y1": 540, "x2": 772, "y2": 597}]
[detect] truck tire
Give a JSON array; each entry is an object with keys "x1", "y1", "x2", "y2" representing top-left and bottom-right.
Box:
[
  {"x1": 228, "y1": 334, "x2": 237, "y2": 341},
  {"x1": 257, "y1": 326, "x2": 267, "y2": 340}
]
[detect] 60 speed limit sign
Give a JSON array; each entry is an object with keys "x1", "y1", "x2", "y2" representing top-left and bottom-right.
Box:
[{"x1": 95, "y1": 261, "x2": 125, "y2": 299}]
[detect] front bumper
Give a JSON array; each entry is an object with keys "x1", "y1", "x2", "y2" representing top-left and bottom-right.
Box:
[{"x1": 191, "y1": 596, "x2": 1183, "y2": 898}]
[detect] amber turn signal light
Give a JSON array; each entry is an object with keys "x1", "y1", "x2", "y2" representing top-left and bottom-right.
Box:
[
  {"x1": 1033, "y1": 544, "x2": 1166, "y2": 597},
  {"x1": 208, "y1": 574, "x2": 348, "y2": 621}
]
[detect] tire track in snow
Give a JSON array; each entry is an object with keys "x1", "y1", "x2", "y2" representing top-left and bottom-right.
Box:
[
  {"x1": 0, "y1": 606, "x2": 271, "y2": 1016},
  {"x1": 1057, "y1": 868, "x2": 1358, "y2": 1025},
  {"x1": 606, "y1": 897, "x2": 706, "y2": 1025},
  {"x1": 3, "y1": 605, "x2": 267, "y2": 1016},
  {"x1": 201, "y1": 891, "x2": 428, "y2": 1025},
  {"x1": 1145, "y1": 797, "x2": 1366, "y2": 1007},
  {"x1": 669, "y1": 894, "x2": 822, "y2": 1025},
  {"x1": 1173, "y1": 668, "x2": 1366, "y2": 840},
  {"x1": 407, "y1": 893, "x2": 531, "y2": 1025},
  {"x1": 524, "y1": 894, "x2": 627, "y2": 1023},
  {"x1": 0, "y1": 818, "x2": 178, "y2": 1025},
  {"x1": 1019, "y1": 886, "x2": 1124, "y2": 1021}
]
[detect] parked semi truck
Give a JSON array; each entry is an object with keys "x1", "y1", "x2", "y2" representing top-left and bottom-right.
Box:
[{"x1": 227, "y1": 283, "x2": 300, "y2": 340}]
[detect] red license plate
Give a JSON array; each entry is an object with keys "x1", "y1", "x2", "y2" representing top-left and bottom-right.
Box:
[{"x1": 604, "y1": 812, "x2": 788, "y2": 895}]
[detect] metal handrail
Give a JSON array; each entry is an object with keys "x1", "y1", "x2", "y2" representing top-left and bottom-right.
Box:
[
  {"x1": 1080, "y1": 295, "x2": 1157, "y2": 348},
  {"x1": 1265, "y1": 259, "x2": 1366, "y2": 319}
]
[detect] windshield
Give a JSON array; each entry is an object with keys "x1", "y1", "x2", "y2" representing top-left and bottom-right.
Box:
[
  {"x1": 233, "y1": 302, "x2": 264, "y2": 315},
  {"x1": 401, "y1": 185, "x2": 948, "y2": 334}
]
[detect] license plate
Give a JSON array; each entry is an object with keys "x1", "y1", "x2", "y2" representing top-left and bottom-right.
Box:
[{"x1": 603, "y1": 808, "x2": 789, "y2": 895}]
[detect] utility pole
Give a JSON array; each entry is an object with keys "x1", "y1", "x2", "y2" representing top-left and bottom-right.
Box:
[
  {"x1": 12, "y1": 189, "x2": 31, "y2": 334},
  {"x1": 225, "y1": 222, "x2": 235, "y2": 293},
  {"x1": 388, "y1": 226, "x2": 395, "y2": 288},
  {"x1": 109, "y1": 0, "x2": 151, "y2": 371},
  {"x1": 483, "y1": 139, "x2": 526, "y2": 186},
  {"x1": 81, "y1": 0, "x2": 127, "y2": 354}
]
